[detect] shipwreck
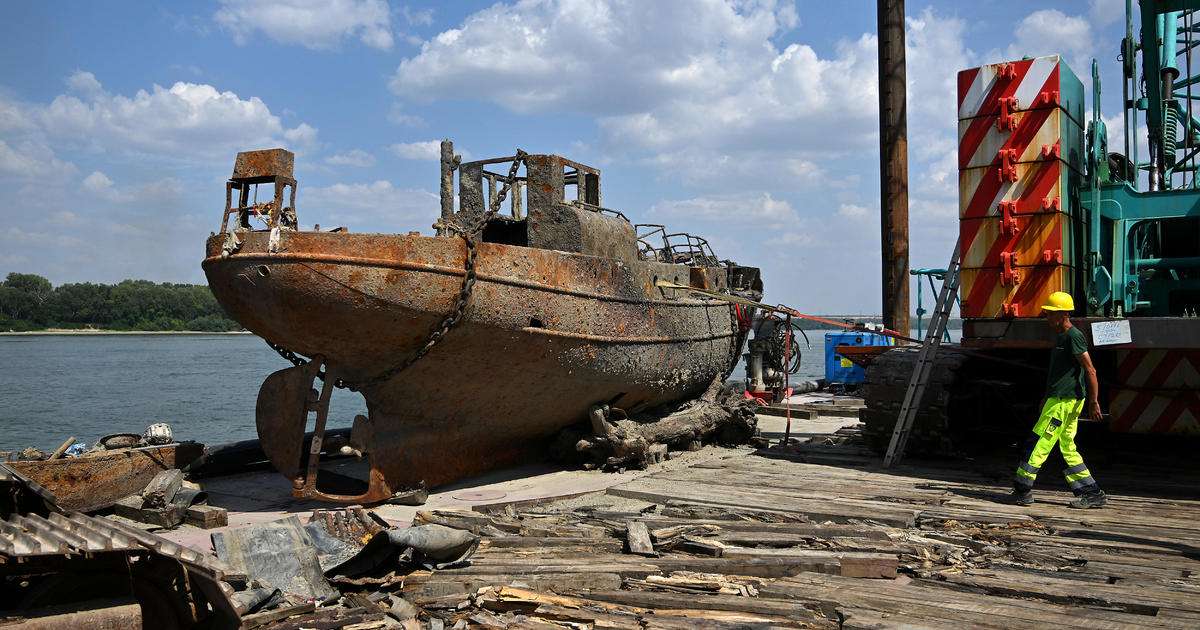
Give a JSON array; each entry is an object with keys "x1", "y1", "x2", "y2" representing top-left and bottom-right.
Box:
[{"x1": 202, "y1": 142, "x2": 763, "y2": 503}]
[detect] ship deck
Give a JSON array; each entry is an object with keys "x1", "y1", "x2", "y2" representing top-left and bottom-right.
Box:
[{"x1": 153, "y1": 398, "x2": 1200, "y2": 628}]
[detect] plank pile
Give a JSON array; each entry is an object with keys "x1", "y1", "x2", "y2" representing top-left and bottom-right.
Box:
[
  {"x1": 244, "y1": 424, "x2": 1200, "y2": 628},
  {"x1": 360, "y1": 427, "x2": 1200, "y2": 629}
]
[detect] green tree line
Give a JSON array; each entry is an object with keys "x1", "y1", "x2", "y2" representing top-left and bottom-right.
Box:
[{"x1": 0, "y1": 273, "x2": 241, "y2": 332}]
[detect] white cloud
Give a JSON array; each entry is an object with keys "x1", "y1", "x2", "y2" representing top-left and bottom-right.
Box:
[
  {"x1": 1089, "y1": 0, "x2": 1124, "y2": 27},
  {"x1": 1001, "y1": 9, "x2": 1094, "y2": 72},
  {"x1": 82, "y1": 171, "x2": 120, "y2": 200},
  {"x1": 837, "y1": 203, "x2": 868, "y2": 219},
  {"x1": 80, "y1": 171, "x2": 183, "y2": 203},
  {"x1": 0, "y1": 139, "x2": 77, "y2": 181},
  {"x1": 302, "y1": 181, "x2": 438, "y2": 225},
  {"x1": 65, "y1": 70, "x2": 103, "y2": 97},
  {"x1": 390, "y1": 0, "x2": 880, "y2": 186},
  {"x1": 47, "y1": 211, "x2": 81, "y2": 227},
  {"x1": 389, "y1": 141, "x2": 442, "y2": 160},
  {"x1": 650, "y1": 192, "x2": 798, "y2": 224},
  {"x1": 325, "y1": 149, "x2": 375, "y2": 167},
  {"x1": 387, "y1": 103, "x2": 426, "y2": 127},
  {"x1": 214, "y1": 0, "x2": 394, "y2": 50},
  {"x1": 400, "y1": 6, "x2": 434, "y2": 26},
  {"x1": 29, "y1": 72, "x2": 315, "y2": 159},
  {"x1": 283, "y1": 122, "x2": 319, "y2": 147},
  {"x1": 0, "y1": 97, "x2": 35, "y2": 134},
  {"x1": 764, "y1": 231, "x2": 812, "y2": 247}
]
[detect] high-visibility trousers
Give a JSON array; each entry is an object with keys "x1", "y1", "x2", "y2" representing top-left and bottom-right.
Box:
[{"x1": 1014, "y1": 397, "x2": 1101, "y2": 495}]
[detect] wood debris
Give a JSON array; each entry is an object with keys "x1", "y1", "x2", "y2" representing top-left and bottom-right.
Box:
[{"x1": 237, "y1": 423, "x2": 1200, "y2": 629}]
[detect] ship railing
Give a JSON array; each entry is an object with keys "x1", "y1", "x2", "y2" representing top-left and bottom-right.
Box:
[
  {"x1": 567, "y1": 199, "x2": 629, "y2": 222},
  {"x1": 635, "y1": 224, "x2": 722, "y2": 266}
]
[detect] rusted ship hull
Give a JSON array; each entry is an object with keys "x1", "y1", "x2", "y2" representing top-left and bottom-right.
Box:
[
  {"x1": 204, "y1": 145, "x2": 761, "y2": 502},
  {"x1": 204, "y1": 231, "x2": 741, "y2": 491}
]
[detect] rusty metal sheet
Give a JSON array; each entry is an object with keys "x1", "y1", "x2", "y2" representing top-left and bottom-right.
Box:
[
  {"x1": 0, "y1": 462, "x2": 61, "y2": 517},
  {"x1": 212, "y1": 515, "x2": 339, "y2": 601},
  {"x1": 256, "y1": 361, "x2": 323, "y2": 481},
  {"x1": 8, "y1": 443, "x2": 204, "y2": 512},
  {"x1": 233, "y1": 148, "x2": 294, "y2": 181}
]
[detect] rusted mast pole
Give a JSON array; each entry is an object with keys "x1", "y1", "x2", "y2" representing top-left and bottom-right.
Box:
[
  {"x1": 877, "y1": 0, "x2": 910, "y2": 337},
  {"x1": 438, "y1": 139, "x2": 456, "y2": 236}
]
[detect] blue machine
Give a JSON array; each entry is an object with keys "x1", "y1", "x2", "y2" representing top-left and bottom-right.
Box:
[{"x1": 825, "y1": 332, "x2": 892, "y2": 385}]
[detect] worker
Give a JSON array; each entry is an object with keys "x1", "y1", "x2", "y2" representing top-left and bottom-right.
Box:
[{"x1": 1008, "y1": 292, "x2": 1107, "y2": 509}]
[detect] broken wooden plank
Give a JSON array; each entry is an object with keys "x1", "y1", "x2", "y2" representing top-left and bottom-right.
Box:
[
  {"x1": 763, "y1": 572, "x2": 1174, "y2": 630},
  {"x1": 112, "y1": 494, "x2": 186, "y2": 528},
  {"x1": 717, "y1": 548, "x2": 897, "y2": 578},
  {"x1": 141, "y1": 469, "x2": 183, "y2": 508},
  {"x1": 626, "y1": 521, "x2": 657, "y2": 556},
  {"x1": 606, "y1": 479, "x2": 918, "y2": 527},
  {"x1": 403, "y1": 572, "x2": 624, "y2": 601},
  {"x1": 239, "y1": 602, "x2": 317, "y2": 630},
  {"x1": 575, "y1": 588, "x2": 834, "y2": 626},
  {"x1": 185, "y1": 504, "x2": 228, "y2": 529}
]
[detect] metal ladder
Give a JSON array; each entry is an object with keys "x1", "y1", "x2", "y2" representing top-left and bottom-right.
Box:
[{"x1": 883, "y1": 239, "x2": 961, "y2": 467}]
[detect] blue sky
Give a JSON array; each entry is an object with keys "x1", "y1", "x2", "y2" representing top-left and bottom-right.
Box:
[{"x1": 1, "y1": 0, "x2": 1132, "y2": 314}]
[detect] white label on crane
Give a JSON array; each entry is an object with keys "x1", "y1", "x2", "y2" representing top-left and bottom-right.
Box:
[{"x1": 1091, "y1": 320, "x2": 1132, "y2": 346}]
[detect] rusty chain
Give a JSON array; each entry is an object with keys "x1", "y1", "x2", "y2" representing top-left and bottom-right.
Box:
[
  {"x1": 347, "y1": 150, "x2": 526, "y2": 391},
  {"x1": 267, "y1": 150, "x2": 527, "y2": 391}
]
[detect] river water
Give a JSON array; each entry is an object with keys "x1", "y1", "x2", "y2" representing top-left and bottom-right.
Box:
[{"x1": 0, "y1": 328, "x2": 958, "y2": 453}]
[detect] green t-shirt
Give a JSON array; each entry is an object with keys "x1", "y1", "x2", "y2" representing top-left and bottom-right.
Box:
[{"x1": 1045, "y1": 326, "x2": 1088, "y2": 399}]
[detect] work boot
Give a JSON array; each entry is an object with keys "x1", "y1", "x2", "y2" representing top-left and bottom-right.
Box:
[
  {"x1": 1007, "y1": 489, "x2": 1033, "y2": 506},
  {"x1": 1069, "y1": 490, "x2": 1107, "y2": 509}
]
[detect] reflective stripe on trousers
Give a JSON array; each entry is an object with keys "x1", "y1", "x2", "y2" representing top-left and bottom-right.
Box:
[{"x1": 1013, "y1": 397, "x2": 1101, "y2": 495}]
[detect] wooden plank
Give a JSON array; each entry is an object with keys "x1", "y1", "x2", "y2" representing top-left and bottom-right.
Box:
[
  {"x1": 718, "y1": 548, "x2": 896, "y2": 578},
  {"x1": 626, "y1": 521, "x2": 656, "y2": 556},
  {"x1": 185, "y1": 504, "x2": 228, "y2": 529},
  {"x1": 606, "y1": 479, "x2": 918, "y2": 527},
  {"x1": 240, "y1": 602, "x2": 317, "y2": 630},
  {"x1": 765, "y1": 573, "x2": 1176, "y2": 630},
  {"x1": 403, "y1": 572, "x2": 623, "y2": 601},
  {"x1": 940, "y1": 567, "x2": 1200, "y2": 614},
  {"x1": 575, "y1": 588, "x2": 835, "y2": 625},
  {"x1": 838, "y1": 607, "x2": 961, "y2": 630},
  {"x1": 526, "y1": 604, "x2": 641, "y2": 629},
  {"x1": 457, "y1": 553, "x2": 849, "y2": 579},
  {"x1": 141, "y1": 469, "x2": 183, "y2": 508},
  {"x1": 112, "y1": 494, "x2": 186, "y2": 528},
  {"x1": 578, "y1": 513, "x2": 897, "y2": 540},
  {"x1": 480, "y1": 536, "x2": 624, "y2": 551}
]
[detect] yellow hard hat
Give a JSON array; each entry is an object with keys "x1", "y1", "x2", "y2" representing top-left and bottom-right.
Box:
[{"x1": 1041, "y1": 291, "x2": 1074, "y2": 312}]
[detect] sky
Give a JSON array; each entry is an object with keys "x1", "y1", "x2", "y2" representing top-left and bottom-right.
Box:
[{"x1": 0, "y1": 0, "x2": 1135, "y2": 315}]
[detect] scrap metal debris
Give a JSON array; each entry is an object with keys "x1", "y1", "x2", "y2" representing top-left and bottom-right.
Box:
[{"x1": 0, "y1": 510, "x2": 239, "y2": 628}]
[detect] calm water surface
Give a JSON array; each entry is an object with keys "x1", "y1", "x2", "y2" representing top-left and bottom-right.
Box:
[
  {"x1": 0, "y1": 334, "x2": 369, "y2": 453},
  {"x1": 0, "y1": 328, "x2": 958, "y2": 453}
]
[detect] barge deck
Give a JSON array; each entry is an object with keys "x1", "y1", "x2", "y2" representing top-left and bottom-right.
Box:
[{"x1": 149, "y1": 404, "x2": 1200, "y2": 628}]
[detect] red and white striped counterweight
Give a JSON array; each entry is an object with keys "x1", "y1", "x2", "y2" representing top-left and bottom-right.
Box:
[{"x1": 956, "y1": 56, "x2": 1085, "y2": 319}]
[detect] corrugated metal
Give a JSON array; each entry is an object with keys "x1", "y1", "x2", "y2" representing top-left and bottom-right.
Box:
[{"x1": 0, "y1": 511, "x2": 239, "y2": 626}]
